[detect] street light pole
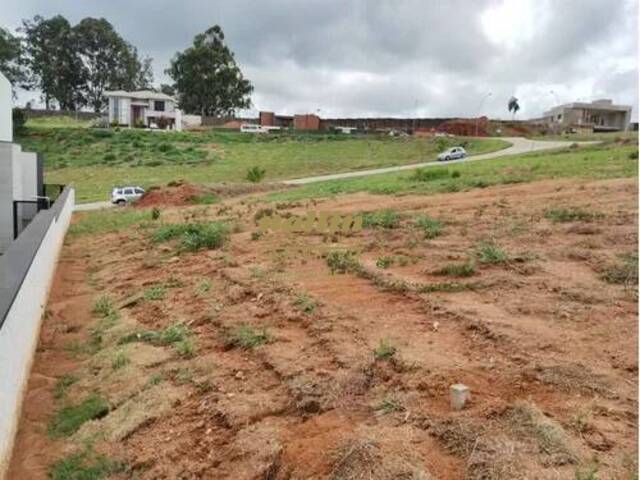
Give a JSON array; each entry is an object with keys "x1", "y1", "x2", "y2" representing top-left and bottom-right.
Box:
[{"x1": 475, "y1": 92, "x2": 492, "y2": 137}]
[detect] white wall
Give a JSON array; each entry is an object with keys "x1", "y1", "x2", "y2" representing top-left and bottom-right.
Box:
[
  {"x1": 0, "y1": 73, "x2": 11, "y2": 143},
  {"x1": 0, "y1": 188, "x2": 75, "y2": 479},
  {"x1": 18, "y1": 152, "x2": 38, "y2": 201},
  {"x1": 0, "y1": 143, "x2": 13, "y2": 252},
  {"x1": 11, "y1": 145, "x2": 22, "y2": 202}
]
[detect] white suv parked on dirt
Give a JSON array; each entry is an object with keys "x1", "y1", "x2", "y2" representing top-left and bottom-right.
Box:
[{"x1": 111, "y1": 186, "x2": 145, "y2": 205}]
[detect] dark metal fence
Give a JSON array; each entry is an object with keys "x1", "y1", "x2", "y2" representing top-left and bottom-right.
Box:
[{"x1": 13, "y1": 199, "x2": 51, "y2": 239}]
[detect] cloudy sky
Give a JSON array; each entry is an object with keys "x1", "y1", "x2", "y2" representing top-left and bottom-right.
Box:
[{"x1": 4, "y1": 0, "x2": 638, "y2": 120}]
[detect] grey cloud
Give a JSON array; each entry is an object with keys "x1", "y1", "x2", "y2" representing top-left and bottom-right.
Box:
[{"x1": 3, "y1": 0, "x2": 637, "y2": 119}]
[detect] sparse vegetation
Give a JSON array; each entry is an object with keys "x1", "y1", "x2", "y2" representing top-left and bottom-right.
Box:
[
  {"x1": 601, "y1": 252, "x2": 638, "y2": 286},
  {"x1": 111, "y1": 350, "x2": 130, "y2": 370},
  {"x1": 48, "y1": 447, "x2": 124, "y2": 480},
  {"x1": 195, "y1": 278, "x2": 212, "y2": 296},
  {"x1": 374, "y1": 396, "x2": 404, "y2": 414},
  {"x1": 226, "y1": 324, "x2": 268, "y2": 349},
  {"x1": 189, "y1": 192, "x2": 219, "y2": 204},
  {"x1": 373, "y1": 339, "x2": 396, "y2": 360},
  {"x1": 91, "y1": 295, "x2": 117, "y2": 319},
  {"x1": 434, "y1": 261, "x2": 476, "y2": 277},
  {"x1": 326, "y1": 250, "x2": 360, "y2": 274},
  {"x1": 53, "y1": 374, "x2": 78, "y2": 400},
  {"x1": 143, "y1": 285, "x2": 166, "y2": 301},
  {"x1": 475, "y1": 240, "x2": 509, "y2": 264},
  {"x1": 48, "y1": 394, "x2": 109, "y2": 437},
  {"x1": 375, "y1": 255, "x2": 394, "y2": 269},
  {"x1": 292, "y1": 293, "x2": 318, "y2": 313},
  {"x1": 246, "y1": 166, "x2": 266, "y2": 183},
  {"x1": 362, "y1": 209, "x2": 400, "y2": 229},
  {"x1": 414, "y1": 214, "x2": 442, "y2": 238},
  {"x1": 545, "y1": 207, "x2": 603, "y2": 223},
  {"x1": 152, "y1": 221, "x2": 229, "y2": 252}
]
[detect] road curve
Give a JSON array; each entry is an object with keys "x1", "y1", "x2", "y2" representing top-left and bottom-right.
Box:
[
  {"x1": 74, "y1": 137, "x2": 597, "y2": 211},
  {"x1": 283, "y1": 137, "x2": 598, "y2": 185}
]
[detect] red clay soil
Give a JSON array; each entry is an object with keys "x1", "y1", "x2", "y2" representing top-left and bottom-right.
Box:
[
  {"x1": 8, "y1": 177, "x2": 638, "y2": 479},
  {"x1": 134, "y1": 181, "x2": 205, "y2": 208}
]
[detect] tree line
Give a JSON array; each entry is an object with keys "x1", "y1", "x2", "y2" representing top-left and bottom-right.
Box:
[{"x1": 0, "y1": 16, "x2": 253, "y2": 116}]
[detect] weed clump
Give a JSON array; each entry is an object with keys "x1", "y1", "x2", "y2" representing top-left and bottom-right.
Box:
[
  {"x1": 544, "y1": 207, "x2": 603, "y2": 223},
  {"x1": 47, "y1": 394, "x2": 109, "y2": 437},
  {"x1": 326, "y1": 250, "x2": 360, "y2": 274},
  {"x1": 292, "y1": 293, "x2": 318, "y2": 313},
  {"x1": 434, "y1": 261, "x2": 476, "y2": 277},
  {"x1": 409, "y1": 167, "x2": 451, "y2": 182},
  {"x1": 91, "y1": 295, "x2": 117, "y2": 319},
  {"x1": 246, "y1": 166, "x2": 266, "y2": 183},
  {"x1": 362, "y1": 209, "x2": 399, "y2": 229},
  {"x1": 601, "y1": 252, "x2": 638, "y2": 286},
  {"x1": 475, "y1": 240, "x2": 509, "y2": 264},
  {"x1": 226, "y1": 324, "x2": 268, "y2": 349},
  {"x1": 53, "y1": 373, "x2": 78, "y2": 400},
  {"x1": 152, "y1": 221, "x2": 228, "y2": 252},
  {"x1": 48, "y1": 447, "x2": 124, "y2": 480},
  {"x1": 143, "y1": 285, "x2": 166, "y2": 301},
  {"x1": 373, "y1": 339, "x2": 396, "y2": 360},
  {"x1": 414, "y1": 214, "x2": 442, "y2": 239},
  {"x1": 119, "y1": 323, "x2": 193, "y2": 357},
  {"x1": 376, "y1": 255, "x2": 394, "y2": 269}
]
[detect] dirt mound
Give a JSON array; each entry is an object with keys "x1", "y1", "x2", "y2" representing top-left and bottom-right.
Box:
[
  {"x1": 135, "y1": 181, "x2": 205, "y2": 208},
  {"x1": 135, "y1": 180, "x2": 290, "y2": 208}
]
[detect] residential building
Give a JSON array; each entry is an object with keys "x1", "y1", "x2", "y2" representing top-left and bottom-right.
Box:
[
  {"x1": 0, "y1": 73, "x2": 46, "y2": 254},
  {"x1": 542, "y1": 99, "x2": 632, "y2": 132},
  {"x1": 104, "y1": 90, "x2": 182, "y2": 130}
]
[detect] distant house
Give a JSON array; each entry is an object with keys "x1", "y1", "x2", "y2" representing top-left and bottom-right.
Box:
[
  {"x1": 542, "y1": 99, "x2": 632, "y2": 132},
  {"x1": 104, "y1": 90, "x2": 182, "y2": 130}
]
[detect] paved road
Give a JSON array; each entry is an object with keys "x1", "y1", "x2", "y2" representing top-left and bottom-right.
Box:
[
  {"x1": 282, "y1": 137, "x2": 596, "y2": 185},
  {"x1": 74, "y1": 137, "x2": 595, "y2": 211}
]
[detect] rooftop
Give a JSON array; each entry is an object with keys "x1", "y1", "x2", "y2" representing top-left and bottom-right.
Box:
[{"x1": 104, "y1": 90, "x2": 175, "y2": 101}]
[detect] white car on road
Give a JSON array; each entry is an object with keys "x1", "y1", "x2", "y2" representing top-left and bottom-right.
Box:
[
  {"x1": 111, "y1": 186, "x2": 145, "y2": 205},
  {"x1": 437, "y1": 146, "x2": 467, "y2": 161}
]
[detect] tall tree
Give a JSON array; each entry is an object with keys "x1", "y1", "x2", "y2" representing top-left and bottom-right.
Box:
[
  {"x1": 0, "y1": 27, "x2": 27, "y2": 91},
  {"x1": 74, "y1": 17, "x2": 154, "y2": 112},
  {"x1": 167, "y1": 25, "x2": 252, "y2": 116},
  {"x1": 21, "y1": 15, "x2": 85, "y2": 109}
]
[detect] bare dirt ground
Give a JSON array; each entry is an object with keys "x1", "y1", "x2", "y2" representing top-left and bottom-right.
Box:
[{"x1": 9, "y1": 177, "x2": 638, "y2": 479}]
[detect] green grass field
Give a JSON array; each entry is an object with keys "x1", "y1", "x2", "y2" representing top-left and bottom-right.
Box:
[
  {"x1": 16, "y1": 124, "x2": 508, "y2": 202},
  {"x1": 267, "y1": 142, "x2": 638, "y2": 202}
]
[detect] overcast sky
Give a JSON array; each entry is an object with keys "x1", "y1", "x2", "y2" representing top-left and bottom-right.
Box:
[{"x1": 4, "y1": 0, "x2": 638, "y2": 120}]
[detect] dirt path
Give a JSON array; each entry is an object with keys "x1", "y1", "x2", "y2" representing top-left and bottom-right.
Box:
[{"x1": 7, "y1": 247, "x2": 93, "y2": 479}]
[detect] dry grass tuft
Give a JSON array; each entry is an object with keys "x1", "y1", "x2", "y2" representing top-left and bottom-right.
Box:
[
  {"x1": 329, "y1": 438, "x2": 430, "y2": 480},
  {"x1": 506, "y1": 400, "x2": 578, "y2": 466}
]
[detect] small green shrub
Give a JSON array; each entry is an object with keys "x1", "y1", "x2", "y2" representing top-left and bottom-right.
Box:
[
  {"x1": 362, "y1": 209, "x2": 399, "y2": 229},
  {"x1": 246, "y1": 166, "x2": 266, "y2": 183},
  {"x1": 53, "y1": 374, "x2": 78, "y2": 400},
  {"x1": 601, "y1": 253, "x2": 638, "y2": 285},
  {"x1": 628, "y1": 150, "x2": 638, "y2": 160},
  {"x1": 175, "y1": 338, "x2": 195, "y2": 357},
  {"x1": 143, "y1": 285, "x2": 166, "y2": 301},
  {"x1": 91, "y1": 295, "x2": 116, "y2": 319},
  {"x1": 47, "y1": 394, "x2": 109, "y2": 437},
  {"x1": 544, "y1": 207, "x2": 602, "y2": 223},
  {"x1": 326, "y1": 250, "x2": 360, "y2": 274},
  {"x1": 434, "y1": 261, "x2": 476, "y2": 277},
  {"x1": 151, "y1": 207, "x2": 161, "y2": 220},
  {"x1": 374, "y1": 396, "x2": 404, "y2": 414},
  {"x1": 152, "y1": 221, "x2": 229, "y2": 252},
  {"x1": 373, "y1": 339, "x2": 396, "y2": 360},
  {"x1": 48, "y1": 448, "x2": 123, "y2": 480},
  {"x1": 414, "y1": 215, "x2": 442, "y2": 239},
  {"x1": 292, "y1": 293, "x2": 318, "y2": 313},
  {"x1": 226, "y1": 324, "x2": 268, "y2": 349},
  {"x1": 376, "y1": 256, "x2": 394, "y2": 269},
  {"x1": 195, "y1": 278, "x2": 212, "y2": 296},
  {"x1": 111, "y1": 351, "x2": 129, "y2": 370},
  {"x1": 475, "y1": 240, "x2": 509, "y2": 264}
]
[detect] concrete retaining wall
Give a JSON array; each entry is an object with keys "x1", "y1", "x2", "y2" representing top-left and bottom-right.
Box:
[{"x1": 0, "y1": 186, "x2": 75, "y2": 479}]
